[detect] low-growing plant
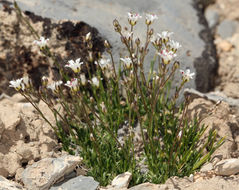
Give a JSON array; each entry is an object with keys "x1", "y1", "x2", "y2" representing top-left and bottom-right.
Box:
[{"x1": 11, "y1": 3, "x2": 224, "y2": 186}]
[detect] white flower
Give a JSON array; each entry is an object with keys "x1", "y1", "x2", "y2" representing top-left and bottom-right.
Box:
[
  {"x1": 33, "y1": 36, "x2": 49, "y2": 47},
  {"x1": 157, "y1": 31, "x2": 173, "y2": 41},
  {"x1": 9, "y1": 78, "x2": 23, "y2": 91},
  {"x1": 95, "y1": 58, "x2": 111, "y2": 69},
  {"x1": 120, "y1": 57, "x2": 132, "y2": 69},
  {"x1": 65, "y1": 58, "x2": 83, "y2": 73},
  {"x1": 65, "y1": 78, "x2": 78, "y2": 91},
  {"x1": 128, "y1": 12, "x2": 142, "y2": 26},
  {"x1": 146, "y1": 13, "x2": 158, "y2": 25},
  {"x1": 47, "y1": 81, "x2": 63, "y2": 92},
  {"x1": 150, "y1": 35, "x2": 160, "y2": 47},
  {"x1": 80, "y1": 74, "x2": 87, "y2": 86},
  {"x1": 180, "y1": 69, "x2": 195, "y2": 81},
  {"x1": 123, "y1": 31, "x2": 133, "y2": 41},
  {"x1": 91, "y1": 77, "x2": 100, "y2": 88},
  {"x1": 158, "y1": 49, "x2": 177, "y2": 64},
  {"x1": 169, "y1": 40, "x2": 182, "y2": 51}
]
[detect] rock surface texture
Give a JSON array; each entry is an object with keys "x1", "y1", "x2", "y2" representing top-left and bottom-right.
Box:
[
  {"x1": 22, "y1": 155, "x2": 82, "y2": 190},
  {"x1": 15, "y1": 0, "x2": 218, "y2": 95}
]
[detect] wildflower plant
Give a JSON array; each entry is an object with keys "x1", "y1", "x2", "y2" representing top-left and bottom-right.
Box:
[{"x1": 11, "y1": 5, "x2": 224, "y2": 187}]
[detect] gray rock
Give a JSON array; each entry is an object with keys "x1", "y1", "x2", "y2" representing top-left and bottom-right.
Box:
[
  {"x1": 15, "y1": 0, "x2": 217, "y2": 96},
  {"x1": 22, "y1": 155, "x2": 82, "y2": 190},
  {"x1": 50, "y1": 175, "x2": 99, "y2": 190},
  {"x1": 184, "y1": 88, "x2": 239, "y2": 107},
  {"x1": 217, "y1": 19, "x2": 238, "y2": 39},
  {"x1": 0, "y1": 176, "x2": 24, "y2": 190},
  {"x1": 205, "y1": 7, "x2": 219, "y2": 28}
]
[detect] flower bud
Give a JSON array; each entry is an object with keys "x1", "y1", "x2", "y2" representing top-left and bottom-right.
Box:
[
  {"x1": 41, "y1": 76, "x2": 48, "y2": 86},
  {"x1": 113, "y1": 19, "x2": 121, "y2": 32},
  {"x1": 135, "y1": 38, "x2": 140, "y2": 46},
  {"x1": 88, "y1": 51, "x2": 94, "y2": 62},
  {"x1": 173, "y1": 61, "x2": 180, "y2": 70},
  {"x1": 90, "y1": 97, "x2": 94, "y2": 103},
  {"x1": 148, "y1": 28, "x2": 154, "y2": 36},
  {"x1": 85, "y1": 32, "x2": 92, "y2": 42},
  {"x1": 104, "y1": 40, "x2": 110, "y2": 49}
]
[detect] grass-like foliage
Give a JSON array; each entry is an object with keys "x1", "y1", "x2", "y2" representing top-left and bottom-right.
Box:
[{"x1": 11, "y1": 3, "x2": 224, "y2": 186}]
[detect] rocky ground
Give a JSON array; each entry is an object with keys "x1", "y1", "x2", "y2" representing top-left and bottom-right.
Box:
[{"x1": 1, "y1": 0, "x2": 239, "y2": 189}]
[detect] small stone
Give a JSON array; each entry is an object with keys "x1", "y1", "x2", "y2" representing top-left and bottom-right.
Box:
[
  {"x1": 205, "y1": 7, "x2": 219, "y2": 28},
  {"x1": 0, "y1": 176, "x2": 24, "y2": 190},
  {"x1": 217, "y1": 40, "x2": 233, "y2": 52},
  {"x1": 50, "y1": 175, "x2": 99, "y2": 190},
  {"x1": 217, "y1": 19, "x2": 238, "y2": 39},
  {"x1": 214, "y1": 158, "x2": 239, "y2": 176},
  {"x1": 22, "y1": 155, "x2": 82, "y2": 190},
  {"x1": 111, "y1": 172, "x2": 132, "y2": 189},
  {"x1": 201, "y1": 163, "x2": 213, "y2": 172}
]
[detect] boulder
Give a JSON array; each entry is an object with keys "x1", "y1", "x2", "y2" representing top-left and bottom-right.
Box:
[{"x1": 15, "y1": 0, "x2": 217, "y2": 96}]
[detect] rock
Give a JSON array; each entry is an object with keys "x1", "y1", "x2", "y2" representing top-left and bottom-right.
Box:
[
  {"x1": 221, "y1": 82, "x2": 239, "y2": 99},
  {"x1": 0, "y1": 176, "x2": 24, "y2": 190},
  {"x1": 0, "y1": 99, "x2": 21, "y2": 131},
  {"x1": 16, "y1": 0, "x2": 218, "y2": 96},
  {"x1": 129, "y1": 182, "x2": 166, "y2": 190},
  {"x1": 186, "y1": 96, "x2": 238, "y2": 159},
  {"x1": 217, "y1": 19, "x2": 238, "y2": 39},
  {"x1": 217, "y1": 40, "x2": 233, "y2": 52},
  {"x1": 0, "y1": 97, "x2": 58, "y2": 178},
  {"x1": 214, "y1": 158, "x2": 239, "y2": 176},
  {"x1": 22, "y1": 155, "x2": 82, "y2": 190},
  {"x1": 50, "y1": 175, "x2": 99, "y2": 190},
  {"x1": 205, "y1": 7, "x2": 220, "y2": 28},
  {"x1": 111, "y1": 172, "x2": 132, "y2": 189},
  {"x1": 200, "y1": 163, "x2": 213, "y2": 172}
]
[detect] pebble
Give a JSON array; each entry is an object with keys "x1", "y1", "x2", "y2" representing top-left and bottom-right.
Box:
[
  {"x1": 111, "y1": 172, "x2": 132, "y2": 189},
  {"x1": 214, "y1": 158, "x2": 239, "y2": 176},
  {"x1": 50, "y1": 175, "x2": 99, "y2": 190},
  {"x1": 217, "y1": 19, "x2": 238, "y2": 39},
  {"x1": 200, "y1": 163, "x2": 213, "y2": 172},
  {"x1": 22, "y1": 155, "x2": 82, "y2": 190}
]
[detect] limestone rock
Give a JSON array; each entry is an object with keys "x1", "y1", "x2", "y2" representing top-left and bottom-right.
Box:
[
  {"x1": 111, "y1": 172, "x2": 132, "y2": 189},
  {"x1": 0, "y1": 97, "x2": 58, "y2": 178},
  {"x1": 50, "y1": 175, "x2": 99, "y2": 190},
  {"x1": 214, "y1": 159, "x2": 239, "y2": 176},
  {"x1": 22, "y1": 155, "x2": 82, "y2": 190},
  {"x1": 200, "y1": 163, "x2": 213, "y2": 172},
  {"x1": 0, "y1": 176, "x2": 24, "y2": 190}
]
